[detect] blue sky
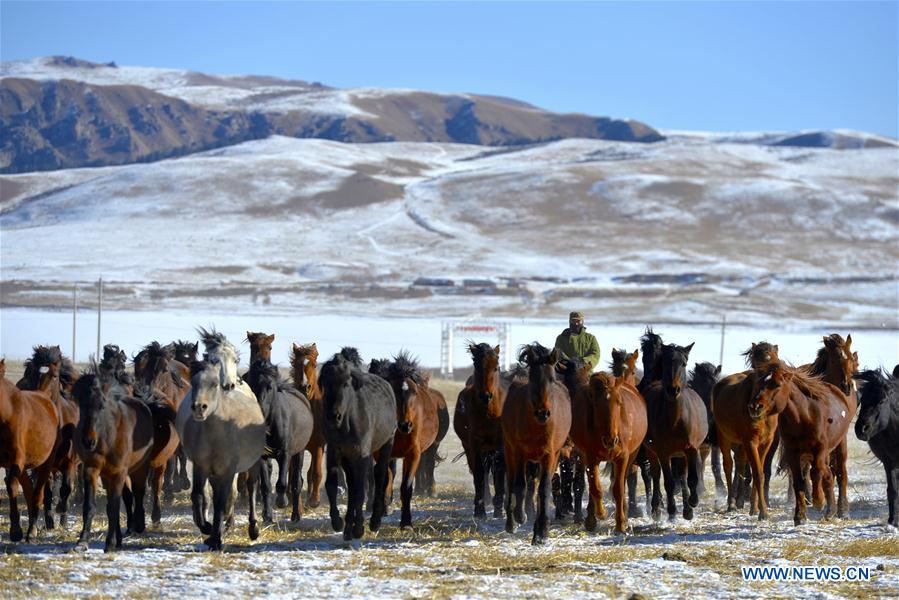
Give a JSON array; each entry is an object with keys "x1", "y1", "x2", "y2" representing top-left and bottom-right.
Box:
[{"x1": 2, "y1": 1, "x2": 896, "y2": 136}]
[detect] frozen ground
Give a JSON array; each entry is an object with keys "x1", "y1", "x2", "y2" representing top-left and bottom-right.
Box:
[{"x1": 0, "y1": 372, "x2": 896, "y2": 599}]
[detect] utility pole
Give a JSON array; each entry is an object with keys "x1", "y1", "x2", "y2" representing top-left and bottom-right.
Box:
[
  {"x1": 96, "y1": 277, "x2": 102, "y2": 360},
  {"x1": 719, "y1": 313, "x2": 727, "y2": 368},
  {"x1": 72, "y1": 284, "x2": 78, "y2": 362}
]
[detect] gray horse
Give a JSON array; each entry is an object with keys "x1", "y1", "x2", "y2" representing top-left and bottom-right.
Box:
[{"x1": 176, "y1": 328, "x2": 266, "y2": 550}]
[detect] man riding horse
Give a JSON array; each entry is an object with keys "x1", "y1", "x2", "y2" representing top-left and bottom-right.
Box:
[{"x1": 554, "y1": 311, "x2": 600, "y2": 372}]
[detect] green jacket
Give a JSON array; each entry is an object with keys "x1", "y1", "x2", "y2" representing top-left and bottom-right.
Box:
[{"x1": 554, "y1": 328, "x2": 600, "y2": 371}]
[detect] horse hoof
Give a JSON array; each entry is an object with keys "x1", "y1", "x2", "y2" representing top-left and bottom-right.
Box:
[
  {"x1": 505, "y1": 521, "x2": 517, "y2": 534},
  {"x1": 331, "y1": 515, "x2": 345, "y2": 532},
  {"x1": 290, "y1": 512, "x2": 301, "y2": 523},
  {"x1": 73, "y1": 541, "x2": 89, "y2": 552},
  {"x1": 400, "y1": 518, "x2": 411, "y2": 529},
  {"x1": 474, "y1": 506, "x2": 487, "y2": 519},
  {"x1": 9, "y1": 527, "x2": 23, "y2": 543},
  {"x1": 370, "y1": 515, "x2": 383, "y2": 533},
  {"x1": 493, "y1": 506, "x2": 504, "y2": 519},
  {"x1": 689, "y1": 494, "x2": 699, "y2": 508},
  {"x1": 584, "y1": 516, "x2": 597, "y2": 533},
  {"x1": 683, "y1": 507, "x2": 694, "y2": 520},
  {"x1": 44, "y1": 516, "x2": 55, "y2": 530},
  {"x1": 249, "y1": 523, "x2": 259, "y2": 540},
  {"x1": 307, "y1": 498, "x2": 320, "y2": 509},
  {"x1": 353, "y1": 522, "x2": 365, "y2": 539},
  {"x1": 204, "y1": 536, "x2": 223, "y2": 551},
  {"x1": 758, "y1": 511, "x2": 769, "y2": 521},
  {"x1": 276, "y1": 496, "x2": 288, "y2": 509},
  {"x1": 531, "y1": 534, "x2": 545, "y2": 546},
  {"x1": 199, "y1": 522, "x2": 213, "y2": 535}
]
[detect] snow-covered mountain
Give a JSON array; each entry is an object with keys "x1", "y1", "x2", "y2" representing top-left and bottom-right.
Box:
[{"x1": 2, "y1": 131, "x2": 896, "y2": 328}]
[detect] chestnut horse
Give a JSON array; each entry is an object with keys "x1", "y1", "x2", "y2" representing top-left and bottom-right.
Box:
[
  {"x1": 453, "y1": 343, "x2": 508, "y2": 518},
  {"x1": 290, "y1": 342, "x2": 326, "y2": 508},
  {"x1": 643, "y1": 342, "x2": 708, "y2": 521},
  {"x1": 132, "y1": 342, "x2": 187, "y2": 523},
  {"x1": 502, "y1": 343, "x2": 572, "y2": 544},
  {"x1": 72, "y1": 374, "x2": 155, "y2": 552},
  {"x1": 18, "y1": 345, "x2": 80, "y2": 529},
  {"x1": 384, "y1": 351, "x2": 446, "y2": 527},
  {"x1": 712, "y1": 362, "x2": 792, "y2": 519},
  {"x1": 610, "y1": 348, "x2": 640, "y2": 387},
  {"x1": 1, "y1": 358, "x2": 60, "y2": 542},
  {"x1": 571, "y1": 371, "x2": 647, "y2": 533},
  {"x1": 777, "y1": 365, "x2": 855, "y2": 525}
]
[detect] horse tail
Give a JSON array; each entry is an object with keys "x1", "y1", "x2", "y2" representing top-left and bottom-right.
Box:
[{"x1": 451, "y1": 451, "x2": 467, "y2": 464}]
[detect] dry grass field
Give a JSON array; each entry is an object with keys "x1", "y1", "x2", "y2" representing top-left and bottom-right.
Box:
[{"x1": 1, "y1": 366, "x2": 897, "y2": 599}]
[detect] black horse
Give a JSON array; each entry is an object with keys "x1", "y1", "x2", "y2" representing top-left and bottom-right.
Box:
[
  {"x1": 244, "y1": 360, "x2": 314, "y2": 523},
  {"x1": 320, "y1": 348, "x2": 396, "y2": 540},
  {"x1": 165, "y1": 339, "x2": 198, "y2": 493},
  {"x1": 689, "y1": 362, "x2": 724, "y2": 496},
  {"x1": 855, "y1": 369, "x2": 899, "y2": 527}
]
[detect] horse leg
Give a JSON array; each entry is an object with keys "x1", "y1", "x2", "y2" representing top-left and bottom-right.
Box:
[
  {"x1": 259, "y1": 459, "x2": 273, "y2": 523},
  {"x1": 384, "y1": 459, "x2": 397, "y2": 515},
  {"x1": 649, "y1": 455, "x2": 662, "y2": 521},
  {"x1": 75, "y1": 467, "x2": 98, "y2": 550},
  {"x1": 660, "y1": 457, "x2": 678, "y2": 520},
  {"x1": 5, "y1": 466, "x2": 24, "y2": 542},
  {"x1": 177, "y1": 446, "x2": 191, "y2": 491},
  {"x1": 584, "y1": 462, "x2": 601, "y2": 532},
  {"x1": 685, "y1": 447, "x2": 701, "y2": 519},
  {"x1": 573, "y1": 457, "x2": 585, "y2": 523},
  {"x1": 698, "y1": 445, "x2": 709, "y2": 497},
  {"x1": 325, "y1": 446, "x2": 344, "y2": 532},
  {"x1": 56, "y1": 459, "x2": 76, "y2": 529},
  {"x1": 763, "y1": 435, "x2": 777, "y2": 507},
  {"x1": 275, "y1": 453, "x2": 290, "y2": 509},
  {"x1": 613, "y1": 458, "x2": 629, "y2": 534},
  {"x1": 191, "y1": 465, "x2": 212, "y2": 535},
  {"x1": 503, "y1": 445, "x2": 519, "y2": 533},
  {"x1": 400, "y1": 450, "x2": 421, "y2": 528},
  {"x1": 787, "y1": 449, "x2": 807, "y2": 525},
  {"x1": 345, "y1": 457, "x2": 365, "y2": 540},
  {"x1": 26, "y1": 462, "x2": 53, "y2": 542},
  {"x1": 289, "y1": 452, "x2": 303, "y2": 522},
  {"x1": 720, "y1": 437, "x2": 736, "y2": 512},
  {"x1": 306, "y1": 443, "x2": 324, "y2": 509},
  {"x1": 626, "y1": 466, "x2": 640, "y2": 518},
  {"x1": 746, "y1": 440, "x2": 768, "y2": 520},
  {"x1": 834, "y1": 438, "x2": 849, "y2": 518},
  {"x1": 370, "y1": 441, "x2": 392, "y2": 533},
  {"x1": 492, "y1": 450, "x2": 506, "y2": 518},
  {"x1": 43, "y1": 476, "x2": 55, "y2": 530},
  {"x1": 205, "y1": 477, "x2": 228, "y2": 551},
  {"x1": 247, "y1": 462, "x2": 261, "y2": 540},
  {"x1": 130, "y1": 466, "x2": 149, "y2": 534},
  {"x1": 532, "y1": 457, "x2": 553, "y2": 545},
  {"x1": 163, "y1": 457, "x2": 175, "y2": 504},
  {"x1": 151, "y1": 465, "x2": 164, "y2": 524},
  {"x1": 711, "y1": 444, "x2": 725, "y2": 497},
  {"x1": 103, "y1": 474, "x2": 125, "y2": 552},
  {"x1": 887, "y1": 463, "x2": 898, "y2": 528},
  {"x1": 122, "y1": 481, "x2": 134, "y2": 537},
  {"x1": 525, "y1": 462, "x2": 537, "y2": 523},
  {"x1": 472, "y1": 448, "x2": 488, "y2": 518}
]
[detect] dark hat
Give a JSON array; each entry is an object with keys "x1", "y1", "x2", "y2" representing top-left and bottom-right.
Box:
[{"x1": 569, "y1": 311, "x2": 584, "y2": 320}]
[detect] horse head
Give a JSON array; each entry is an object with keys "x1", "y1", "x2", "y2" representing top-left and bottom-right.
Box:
[
  {"x1": 661, "y1": 342, "x2": 694, "y2": 399},
  {"x1": 519, "y1": 342, "x2": 560, "y2": 424},
  {"x1": 245, "y1": 359, "x2": 279, "y2": 419},
  {"x1": 320, "y1": 349, "x2": 364, "y2": 431},
  {"x1": 198, "y1": 327, "x2": 241, "y2": 389},
  {"x1": 748, "y1": 363, "x2": 793, "y2": 421},
  {"x1": 640, "y1": 327, "x2": 664, "y2": 387},
  {"x1": 20, "y1": 345, "x2": 65, "y2": 393},
  {"x1": 247, "y1": 331, "x2": 275, "y2": 365},
  {"x1": 172, "y1": 340, "x2": 199, "y2": 368},
  {"x1": 72, "y1": 374, "x2": 108, "y2": 451},
  {"x1": 689, "y1": 362, "x2": 721, "y2": 404},
  {"x1": 188, "y1": 359, "x2": 228, "y2": 422},
  {"x1": 469, "y1": 342, "x2": 501, "y2": 409},
  {"x1": 742, "y1": 342, "x2": 780, "y2": 370},
  {"x1": 290, "y1": 342, "x2": 319, "y2": 398},
  {"x1": 855, "y1": 369, "x2": 897, "y2": 441},
  {"x1": 610, "y1": 348, "x2": 640, "y2": 385},
  {"x1": 389, "y1": 351, "x2": 426, "y2": 434},
  {"x1": 816, "y1": 334, "x2": 856, "y2": 396}
]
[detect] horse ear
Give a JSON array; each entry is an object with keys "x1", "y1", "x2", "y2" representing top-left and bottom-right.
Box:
[
  {"x1": 292, "y1": 343, "x2": 299, "y2": 352},
  {"x1": 267, "y1": 334, "x2": 275, "y2": 344},
  {"x1": 633, "y1": 349, "x2": 639, "y2": 361},
  {"x1": 715, "y1": 364, "x2": 722, "y2": 376},
  {"x1": 845, "y1": 334, "x2": 852, "y2": 347},
  {"x1": 247, "y1": 331, "x2": 253, "y2": 341},
  {"x1": 192, "y1": 342, "x2": 198, "y2": 352},
  {"x1": 892, "y1": 364, "x2": 899, "y2": 379},
  {"x1": 684, "y1": 342, "x2": 695, "y2": 356},
  {"x1": 494, "y1": 345, "x2": 500, "y2": 355},
  {"x1": 774, "y1": 345, "x2": 779, "y2": 354},
  {"x1": 350, "y1": 371, "x2": 364, "y2": 391},
  {"x1": 549, "y1": 348, "x2": 561, "y2": 365}
]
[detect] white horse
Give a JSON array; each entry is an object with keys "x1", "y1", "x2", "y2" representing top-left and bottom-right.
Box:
[{"x1": 176, "y1": 328, "x2": 266, "y2": 550}]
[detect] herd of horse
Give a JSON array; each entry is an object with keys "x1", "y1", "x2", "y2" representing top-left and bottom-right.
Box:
[{"x1": 1, "y1": 328, "x2": 897, "y2": 551}]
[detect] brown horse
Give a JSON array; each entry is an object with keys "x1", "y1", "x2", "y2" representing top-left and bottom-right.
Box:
[
  {"x1": 570, "y1": 371, "x2": 647, "y2": 533},
  {"x1": 1, "y1": 358, "x2": 60, "y2": 542},
  {"x1": 290, "y1": 342, "x2": 326, "y2": 508},
  {"x1": 382, "y1": 352, "x2": 444, "y2": 527},
  {"x1": 502, "y1": 343, "x2": 572, "y2": 544},
  {"x1": 18, "y1": 345, "x2": 80, "y2": 529},
  {"x1": 610, "y1": 348, "x2": 640, "y2": 387},
  {"x1": 165, "y1": 339, "x2": 198, "y2": 493},
  {"x1": 247, "y1": 331, "x2": 275, "y2": 364},
  {"x1": 778, "y1": 364, "x2": 855, "y2": 525},
  {"x1": 712, "y1": 361, "x2": 792, "y2": 519},
  {"x1": 132, "y1": 342, "x2": 188, "y2": 523},
  {"x1": 643, "y1": 342, "x2": 709, "y2": 521},
  {"x1": 72, "y1": 374, "x2": 155, "y2": 552},
  {"x1": 454, "y1": 343, "x2": 510, "y2": 518}
]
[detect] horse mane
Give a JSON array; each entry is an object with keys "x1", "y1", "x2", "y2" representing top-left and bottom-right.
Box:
[
  {"x1": 190, "y1": 359, "x2": 210, "y2": 378},
  {"x1": 640, "y1": 327, "x2": 663, "y2": 357},
  {"x1": 557, "y1": 356, "x2": 587, "y2": 392},
  {"x1": 689, "y1": 362, "x2": 719, "y2": 387},
  {"x1": 609, "y1": 348, "x2": 628, "y2": 376},
  {"x1": 741, "y1": 342, "x2": 778, "y2": 369},
  {"x1": 468, "y1": 342, "x2": 497, "y2": 362},
  {"x1": 517, "y1": 342, "x2": 554, "y2": 367},
  {"x1": 368, "y1": 358, "x2": 392, "y2": 379},
  {"x1": 856, "y1": 369, "x2": 898, "y2": 409},
  {"x1": 389, "y1": 350, "x2": 425, "y2": 384},
  {"x1": 137, "y1": 341, "x2": 174, "y2": 365},
  {"x1": 197, "y1": 326, "x2": 240, "y2": 363},
  {"x1": 783, "y1": 364, "x2": 834, "y2": 401},
  {"x1": 24, "y1": 345, "x2": 77, "y2": 389},
  {"x1": 248, "y1": 360, "x2": 291, "y2": 391},
  {"x1": 292, "y1": 343, "x2": 318, "y2": 358},
  {"x1": 339, "y1": 347, "x2": 363, "y2": 367},
  {"x1": 504, "y1": 363, "x2": 529, "y2": 381}
]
